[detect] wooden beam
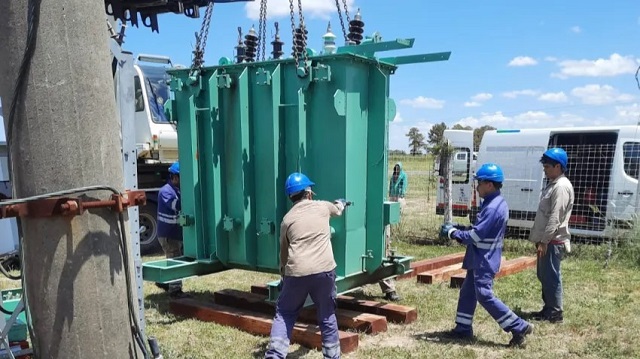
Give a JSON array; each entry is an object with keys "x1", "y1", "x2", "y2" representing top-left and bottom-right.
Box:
[
  {"x1": 396, "y1": 252, "x2": 465, "y2": 280},
  {"x1": 250, "y1": 285, "x2": 417, "y2": 324},
  {"x1": 170, "y1": 298, "x2": 359, "y2": 354},
  {"x1": 214, "y1": 289, "x2": 388, "y2": 334},
  {"x1": 335, "y1": 296, "x2": 417, "y2": 324},
  {"x1": 449, "y1": 256, "x2": 537, "y2": 288},
  {"x1": 416, "y1": 263, "x2": 464, "y2": 284}
]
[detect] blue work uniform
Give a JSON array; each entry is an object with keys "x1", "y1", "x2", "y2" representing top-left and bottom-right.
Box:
[
  {"x1": 450, "y1": 191, "x2": 529, "y2": 336},
  {"x1": 157, "y1": 182, "x2": 182, "y2": 241}
]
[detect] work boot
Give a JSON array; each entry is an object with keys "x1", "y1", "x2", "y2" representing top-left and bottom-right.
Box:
[
  {"x1": 509, "y1": 323, "x2": 534, "y2": 348},
  {"x1": 441, "y1": 329, "x2": 474, "y2": 341},
  {"x1": 384, "y1": 291, "x2": 401, "y2": 302},
  {"x1": 530, "y1": 310, "x2": 546, "y2": 321},
  {"x1": 532, "y1": 310, "x2": 563, "y2": 323}
]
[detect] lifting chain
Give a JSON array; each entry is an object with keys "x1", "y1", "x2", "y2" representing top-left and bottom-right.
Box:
[
  {"x1": 334, "y1": 0, "x2": 351, "y2": 42},
  {"x1": 190, "y1": 1, "x2": 215, "y2": 76},
  {"x1": 289, "y1": 0, "x2": 309, "y2": 74},
  {"x1": 257, "y1": 0, "x2": 268, "y2": 61}
]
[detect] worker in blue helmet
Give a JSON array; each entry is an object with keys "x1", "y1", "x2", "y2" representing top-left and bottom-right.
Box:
[
  {"x1": 440, "y1": 163, "x2": 534, "y2": 347},
  {"x1": 528, "y1": 147, "x2": 574, "y2": 324},
  {"x1": 265, "y1": 172, "x2": 347, "y2": 359},
  {"x1": 155, "y1": 161, "x2": 188, "y2": 298}
]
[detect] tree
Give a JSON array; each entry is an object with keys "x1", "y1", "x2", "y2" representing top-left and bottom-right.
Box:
[
  {"x1": 473, "y1": 125, "x2": 496, "y2": 151},
  {"x1": 406, "y1": 127, "x2": 426, "y2": 156},
  {"x1": 452, "y1": 124, "x2": 472, "y2": 130},
  {"x1": 427, "y1": 122, "x2": 447, "y2": 146}
]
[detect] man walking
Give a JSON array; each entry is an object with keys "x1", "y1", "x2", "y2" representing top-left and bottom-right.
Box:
[
  {"x1": 265, "y1": 172, "x2": 346, "y2": 359},
  {"x1": 529, "y1": 148, "x2": 574, "y2": 324},
  {"x1": 441, "y1": 163, "x2": 534, "y2": 347}
]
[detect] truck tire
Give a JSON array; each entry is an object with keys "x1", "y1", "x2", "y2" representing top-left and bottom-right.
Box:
[{"x1": 138, "y1": 201, "x2": 160, "y2": 255}]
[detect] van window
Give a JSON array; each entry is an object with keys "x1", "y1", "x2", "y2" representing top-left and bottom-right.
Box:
[
  {"x1": 456, "y1": 152, "x2": 466, "y2": 161},
  {"x1": 623, "y1": 142, "x2": 640, "y2": 180},
  {"x1": 134, "y1": 76, "x2": 145, "y2": 112}
]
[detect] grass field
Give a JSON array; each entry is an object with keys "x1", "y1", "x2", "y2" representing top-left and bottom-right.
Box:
[{"x1": 5, "y1": 155, "x2": 639, "y2": 358}]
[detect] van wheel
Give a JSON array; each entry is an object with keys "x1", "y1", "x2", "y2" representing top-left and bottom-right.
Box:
[{"x1": 138, "y1": 201, "x2": 160, "y2": 255}]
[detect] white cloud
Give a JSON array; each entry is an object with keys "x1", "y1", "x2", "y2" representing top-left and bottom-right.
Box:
[
  {"x1": 399, "y1": 96, "x2": 445, "y2": 109},
  {"x1": 571, "y1": 26, "x2": 582, "y2": 33},
  {"x1": 553, "y1": 53, "x2": 640, "y2": 79},
  {"x1": 538, "y1": 92, "x2": 568, "y2": 103},
  {"x1": 508, "y1": 56, "x2": 538, "y2": 67},
  {"x1": 464, "y1": 102, "x2": 481, "y2": 107},
  {"x1": 471, "y1": 93, "x2": 493, "y2": 102},
  {"x1": 616, "y1": 103, "x2": 640, "y2": 123},
  {"x1": 502, "y1": 89, "x2": 539, "y2": 98},
  {"x1": 393, "y1": 112, "x2": 403, "y2": 123},
  {"x1": 245, "y1": 0, "x2": 355, "y2": 20},
  {"x1": 545, "y1": 56, "x2": 558, "y2": 62},
  {"x1": 455, "y1": 110, "x2": 587, "y2": 130},
  {"x1": 571, "y1": 84, "x2": 635, "y2": 105}
]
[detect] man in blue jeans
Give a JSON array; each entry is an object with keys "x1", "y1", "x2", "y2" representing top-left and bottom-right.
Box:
[
  {"x1": 441, "y1": 163, "x2": 534, "y2": 347},
  {"x1": 265, "y1": 172, "x2": 346, "y2": 359},
  {"x1": 529, "y1": 148, "x2": 574, "y2": 324}
]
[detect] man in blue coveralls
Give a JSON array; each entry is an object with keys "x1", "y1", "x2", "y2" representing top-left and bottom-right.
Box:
[
  {"x1": 440, "y1": 163, "x2": 534, "y2": 347},
  {"x1": 265, "y1": 172, "x2": 346, "y2": 359},
  {"x1": 156, "y1": 161, "x2": 188, "y2": 298}
]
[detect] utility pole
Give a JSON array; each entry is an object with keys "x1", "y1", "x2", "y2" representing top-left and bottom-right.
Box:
[{"x1": 0, "y1": 1, "x2": 141, "y2": 357}]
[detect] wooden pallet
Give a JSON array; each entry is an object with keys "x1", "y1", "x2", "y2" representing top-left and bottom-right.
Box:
[
  {"x1": 449, "y1": 256, "x2": 537, "y2": 288},
  {"x1": 169, "y1": 287, "x2": 418, "y2": 355}
]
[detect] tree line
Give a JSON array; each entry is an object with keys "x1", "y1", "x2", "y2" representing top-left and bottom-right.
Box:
[{"x1": 403, "y1": 123, "x2": 496, "y2": 156}]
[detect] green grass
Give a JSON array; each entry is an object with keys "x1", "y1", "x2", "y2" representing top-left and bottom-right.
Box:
[{"x1": 134, "y1": 155, "x2": 640, "y2": 358}]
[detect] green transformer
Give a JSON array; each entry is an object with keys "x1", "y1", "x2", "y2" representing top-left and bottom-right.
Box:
[{"x1": 143, "y1": 35, "x2": 450, "y2": 301}]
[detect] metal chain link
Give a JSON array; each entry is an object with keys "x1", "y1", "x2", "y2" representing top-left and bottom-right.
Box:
[
  {"x1": 257, "y1": 0, "x2": 267, "y2": 61},
  {"x1": 334, "y1": 0, "x2": 348, "y2": 42},
  {"x1": 288, "y1": 0, "x2": 298, "y2": 65},
  {"x1": 297, "y1": 0, "x2": 309, "y2": 67},
  {"x1": 190, "y1": 1, "x2": 214, "y2": 75},
  {"x1": 342, "y1": 0, "x2": 351, "y2": 23}
]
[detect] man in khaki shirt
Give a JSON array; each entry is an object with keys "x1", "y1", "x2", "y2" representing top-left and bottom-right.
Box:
[
  {"x1": 528, "y1": 147, "x2": 574, "y2": 324},
  {"x1": 265, "y1": 172, "x2": 345, "y2": 359}
]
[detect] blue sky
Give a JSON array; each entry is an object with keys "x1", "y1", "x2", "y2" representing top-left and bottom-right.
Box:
[{"x1": 121, "y1": 0, "x2": 638, "y2": 151}]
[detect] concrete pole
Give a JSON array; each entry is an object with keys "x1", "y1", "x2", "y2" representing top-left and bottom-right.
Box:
[{"x1": 0, "y1": 1, "x2": 141, "y2": 358}]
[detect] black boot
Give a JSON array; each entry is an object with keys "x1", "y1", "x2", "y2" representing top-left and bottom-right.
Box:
[{"x1": 384, "y1": 291, "x2": 401, "y2": 302}]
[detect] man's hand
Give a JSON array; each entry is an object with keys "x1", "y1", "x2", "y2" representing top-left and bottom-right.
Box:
[
  {"x1": 440, "y1": 223, "x2": 455, "y2": 240},
  {"x1": 536, "y1": 242, "x2": 548, "y2": 258}
]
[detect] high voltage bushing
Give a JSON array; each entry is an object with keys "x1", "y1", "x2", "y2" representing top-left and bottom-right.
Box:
[
  {"x1": 291, "y1": 26, "x2": 309, "y2": 58},
  {"x1": 244, "y1": 26, "x2": 259, "y2": 62},
  {"x1": 235, "y1": 27, "x2": 247, "y2": 63},
  {"x1": 348, "y1": 9, "x2": 365, "y2": 45},
  {"x1": 271, "y1": 22, "x2": 284, "y2": 60}
]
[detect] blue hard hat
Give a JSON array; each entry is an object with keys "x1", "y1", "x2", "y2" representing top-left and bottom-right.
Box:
[
  {"x1": 284, "y1": 172, "x2": 315, "y2": 196},
  {"x1": 168, "y1": 161, "x2": 180, "y2": 175},
  {"x1": 541, "y1": 147, "x2": 568, "y2": 171},
  {"x1": 474, "y1": 163, "x2": 504, "y2": 183}
]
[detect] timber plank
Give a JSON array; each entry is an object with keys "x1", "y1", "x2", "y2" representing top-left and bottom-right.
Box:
[
  {"x1": 250, "y1": 285, "x2": 417, "y2": 324},
  {"x1": 397, "y1": 252, "x2": 465, "y2": 280},
  {"x1": 449, "y1": 256, "x2": 537, "y2": 288},
  {"x1": 416, "y1": 263, "x2": 465, "y2": 284},
  {"x1": 170, "y1": 298, "x2": 359, "y2": 354},
  {"x1": 214, "y1": 289, "x2": 388, "y2": 334}
]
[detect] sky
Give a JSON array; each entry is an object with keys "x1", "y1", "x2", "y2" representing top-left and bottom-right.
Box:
[{"x1": 12, "y1": 0, "x2": 638, "y2": 152}]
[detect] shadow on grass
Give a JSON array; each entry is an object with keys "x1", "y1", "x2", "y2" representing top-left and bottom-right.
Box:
[
  {"x1": 412, "y1": 331, "x2": 507, "y2": 349},
  {"x1": 252, "y1": 340, "x2": 313, "y2": 358}
]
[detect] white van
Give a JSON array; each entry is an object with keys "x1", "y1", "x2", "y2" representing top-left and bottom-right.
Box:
[
  {"x1": 435, "y1": 130, "x2": 476, "y2": 216},
  {"x1": 438, "y1": 125, "x2": 640, "y2": 238}
]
